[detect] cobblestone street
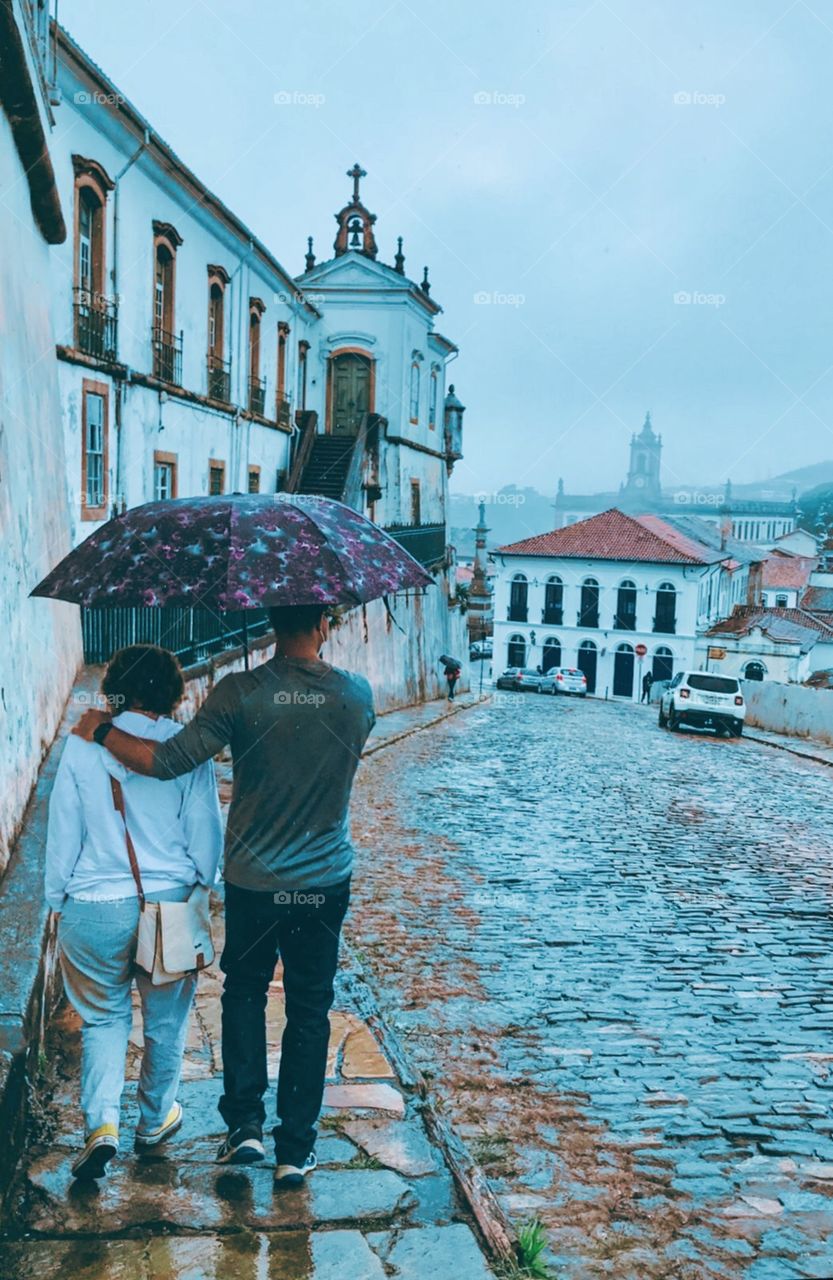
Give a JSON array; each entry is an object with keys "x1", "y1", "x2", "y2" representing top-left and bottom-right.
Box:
[{"x1": 350, "y1": 693, "x2": 833, "y2": 1279}]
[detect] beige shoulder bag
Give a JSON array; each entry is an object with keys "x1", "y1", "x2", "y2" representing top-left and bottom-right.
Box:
[{"x1": 110, "y1": 776, "x2": 215, "y2": 985}]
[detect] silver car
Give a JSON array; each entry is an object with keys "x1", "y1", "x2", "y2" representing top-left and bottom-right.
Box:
[{"x1": 549, "y1": 667, "x2": 588, "y2": 696}]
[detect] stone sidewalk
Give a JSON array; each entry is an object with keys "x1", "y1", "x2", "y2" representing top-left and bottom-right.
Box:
[{"x1": 0, "y1": 692, "x2": 495, "y2": 1280}]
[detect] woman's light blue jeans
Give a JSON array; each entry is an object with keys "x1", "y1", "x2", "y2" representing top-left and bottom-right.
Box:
[{"x1": 58, "y1": 890, "x2": 197, "y2": 1137}]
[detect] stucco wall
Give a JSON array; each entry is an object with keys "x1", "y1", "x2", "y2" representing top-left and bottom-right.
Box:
[
  {"x1": 0, "y1": 109, "x2": 82, "y2": 875},
  {"x1": 742, "y1": 680, "x2": 833, "y2": 746}
]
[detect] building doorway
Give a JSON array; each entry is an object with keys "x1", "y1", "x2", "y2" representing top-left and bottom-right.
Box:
[
  {"x1": 330, "y1": 352, "x2": 372, "y2": 435},
  {"x1": 652, "y1": 646, "x2": 674, "y2": 683},
  {"x1": 744, "y1": 660, "x2": 766, "y2": 681},
  {"x1": 577, "y1": 639, "x2": 597, "y2": 693},
  {"x1": 542, "y1": 638, "x2": 561, "y2": 672},
  {"x1": 613, "y1": 643, "x2": 635, "y2": 698},
  {"x1": 507, "y1": 634, "x2": 526, "y2": 667}
]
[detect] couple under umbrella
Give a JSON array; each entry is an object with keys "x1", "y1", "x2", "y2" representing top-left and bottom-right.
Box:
[{"x1": 33, "y1": 493, "x2": 430, "y2": 1183}]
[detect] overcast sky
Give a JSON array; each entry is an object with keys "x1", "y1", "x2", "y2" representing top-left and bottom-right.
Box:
[{"x1": 60, "y1": 0, "x2": 833, "y2": 497}]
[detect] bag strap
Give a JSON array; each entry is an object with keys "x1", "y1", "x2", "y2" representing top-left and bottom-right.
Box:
[{"x1": 110, "y1": 776, "x2": 146, "y2": 910}]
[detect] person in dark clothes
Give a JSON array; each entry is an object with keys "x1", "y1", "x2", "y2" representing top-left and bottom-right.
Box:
[
  {"x1": 641, "y1": 671, "x2": 654, "y2": 703},
  {"x1": 445, "y1": 662, "x2": 461, "y2": 701}
]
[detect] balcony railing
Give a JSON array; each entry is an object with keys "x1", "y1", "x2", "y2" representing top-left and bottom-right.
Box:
[
  {"x1": 578, "y1": 609, "x2": 600, "y2": 628},
  {"x1": 152, "y1": 326, "x2": 183, "y2": 385},
  {"x1": 249, "y1": 375, "x2": 266, "y2": 416},
  {"x1": 508, "y1": 605, "x2": 528, "y2": 622},
  {"x1": 207, "y1": 353, "x2": 231, "y2": 403},
  {"x1": 542, "y1": 606, "x2": 563, "y2": 625},
  {"x1": 385, "y1": 522, "x2": 445, "y2": 568},
  {"x1": 653, "y1": 615, "x2": 677, "y2": 635},
  {"x1": 275, "y1": 391, "x2": 291, "y2": 428},
  {"x1": 73, "y1": 288, "x2": 118, "y2": 361}
]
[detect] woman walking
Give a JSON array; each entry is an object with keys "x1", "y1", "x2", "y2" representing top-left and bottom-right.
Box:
[{"x1": 45, "y1": 645, "x2": 223, "y2": 1180}]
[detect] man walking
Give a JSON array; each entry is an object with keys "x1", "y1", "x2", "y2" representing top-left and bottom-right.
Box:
[
  {"x1": 641, "y1": 670, "x2": 654, "y2": 704},
  {"x1": 74, "y1": 605, "x2": 375, "y2": 1187}
]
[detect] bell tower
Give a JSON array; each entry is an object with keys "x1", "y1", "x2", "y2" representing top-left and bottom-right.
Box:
[
  {"x1": 622, "y1": 411, "x2": 662, "y2": 504},
  {"x1": 333, "y1": 163, "x2": 378, "y2": 260}
]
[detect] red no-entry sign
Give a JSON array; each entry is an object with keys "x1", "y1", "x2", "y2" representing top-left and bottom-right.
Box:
[{"x1": 635, "y1": 643, "x2": 648, "y2": 657}]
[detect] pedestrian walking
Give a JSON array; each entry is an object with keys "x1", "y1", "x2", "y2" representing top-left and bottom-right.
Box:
[
  {"x1": 441, "y1": 655, "x2": 462, "y2": 701},
  {"x1": 46, "y1": 645, "x2": 223, "y2": 1180},
  {"x1": 73, "y1": 605, "x2": 375, "y2": 1189},
  {"x1": 641, "y1": 670, "x2": 654, "y2": 703}
]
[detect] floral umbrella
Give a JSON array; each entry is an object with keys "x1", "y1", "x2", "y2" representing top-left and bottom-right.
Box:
[{"x1": 31, "y1": 494, "x2": 433, "y2": 611}]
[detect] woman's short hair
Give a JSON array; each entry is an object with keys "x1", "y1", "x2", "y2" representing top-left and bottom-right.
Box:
[{"x1": 101, "y1": 645, "x2": 185, "y2": 716}]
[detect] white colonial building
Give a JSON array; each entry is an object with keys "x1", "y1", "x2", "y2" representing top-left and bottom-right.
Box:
[
  {"x1": 44, "y1": 26, "x2": 467, "y2": 709},
  {"x1": 493, "y1": 509, "x2": 761, "y2": 699}
]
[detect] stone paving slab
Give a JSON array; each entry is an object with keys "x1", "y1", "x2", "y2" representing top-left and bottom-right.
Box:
[{"x1": 368, "y1": 1223, "x2": 496, "y2": 1279}]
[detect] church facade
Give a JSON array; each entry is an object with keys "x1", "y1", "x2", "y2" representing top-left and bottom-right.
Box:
[
  {"x1": 554, "y1": 414, "x2": 797, "y2": 545},
  {"x1": 45, "y1": 25, "x2": 467, "y2": 709}
]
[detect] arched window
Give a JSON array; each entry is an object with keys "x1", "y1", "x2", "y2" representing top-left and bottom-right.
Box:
[
  {"x1": 654, "y1": 581, "x2": 677, "y2": 634},
  {"x1": 652, "y1": 646, "x2": 674, "y2": 683},
  {"x1": 72, "y1": 157, "x2": 114, "y2": 358},
  {"x1": 615, "y1": 579, "x2": 637, "y2": 631},
  {"x1": 276, "y1": 320, "x2": 290, "y2": 424},
  {"x1": 248, "y1": 298, "x2": 266, "y2": 414},
  {"x1": 508, "y1": 573, "x2": 528, "y2": 622},
  {"x1": 577, "y1": 638, "x2": 597, "y2": 693},
  {"x1": 543, "y1": 575, "x2": 563, "y2": 624},
  {"x1": 206, "y1": 266, "x2": 229, "y2": 402},
  {"x1": 151, "y1": 221, "x2": 182, "y2": 383},
  {"x1": 409, "y1": 360, "x2": 421, "y2": 423},
  {"x1": 542, "y1": 637, "x2": 562, "y2": 672},
  {"x1": 744, "y1": 660, "x2": 766, "y2": 682},
  {"x1": 613, "y1": 643, "x2": 635, "y2": 698},
  {"x1": 297, "y1": 339, "x2": 309, "y2": 411},
  {"x1": 429, "y1": 367, "x2": 439, "y2": 430},
  {"x1": 579, "y1": 578, "x2": 600, "y2": 628},
  {"x1": 507, "y1": 634, "x2": 526, "y2": 668}
]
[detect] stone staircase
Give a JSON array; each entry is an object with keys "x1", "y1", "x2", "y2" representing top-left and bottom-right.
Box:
[{"x1": 297, "y1": 435, "x2": 357, "y2": 500}]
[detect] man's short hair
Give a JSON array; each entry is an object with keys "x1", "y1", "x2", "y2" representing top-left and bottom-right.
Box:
[
  {"x1": 268, "y1": 604, "x2": 327, "y2": 636},
  {"x1": 102, "y1": 644, "x2": 185, "y2": 716}
]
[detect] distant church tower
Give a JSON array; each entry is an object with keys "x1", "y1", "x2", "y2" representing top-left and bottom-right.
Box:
[{"x1": 621, "y1": 411, "x2": 662, "y2": 507}]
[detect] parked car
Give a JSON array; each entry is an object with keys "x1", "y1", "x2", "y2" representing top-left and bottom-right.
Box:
[
  {"x1": 495, "y1": 667, "x2": 554, "y2": 693},
  {"x1": 470, "y1": 639, "x2": 493, "y2": 660},
  {"x1": 549, "y1": 667, "x2": 588, "y2": 697},
  {"x1": 658, "y1": 671, "x2": 745, "y2": 737}
]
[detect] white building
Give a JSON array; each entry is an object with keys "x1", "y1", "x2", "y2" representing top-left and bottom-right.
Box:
[
  {"x1": 493, "y1": 508, "x2": 758, "y2": 699},
  {"x1": 701, "y1": 609, "x2": 833, "y2": 685},
  {"x1": 45, "y1": 26, "x2": 467, "y2": 709}
]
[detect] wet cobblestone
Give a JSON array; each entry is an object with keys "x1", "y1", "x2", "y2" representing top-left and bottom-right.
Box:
[{"x1": 350, "y1": 695, "x2": 833, "y2": 1278}]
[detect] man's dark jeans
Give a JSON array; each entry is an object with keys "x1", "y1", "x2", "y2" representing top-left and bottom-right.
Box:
[{"x1": 219, "y1": 878, "x2": 350, "y2": 1166}]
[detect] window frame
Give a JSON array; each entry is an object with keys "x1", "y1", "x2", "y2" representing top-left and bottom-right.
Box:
[
  {"x1": 153, "y1": 450, "x2": 178, "y2": 502},
  {"x1": 208, "y1": 459, "x2": 226, "y2": 496},
  {"x1": 248, "y1": 465, "x2": 261, "y2": 494},
  {"x1": 80, "y1": 378, "x2": 109, "y2": 522}
]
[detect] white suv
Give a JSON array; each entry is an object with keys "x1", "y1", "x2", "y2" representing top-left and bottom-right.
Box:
[{"x1": 659, "y1": 671, "x2": 745, "y2": 737}]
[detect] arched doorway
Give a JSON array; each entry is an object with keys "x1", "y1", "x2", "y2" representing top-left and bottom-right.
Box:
[
  {"x1": 329, "y1": 351, "x2": 372, "y2": 435},
  {"x1": 507, "y1": 634, "x2": 526, "y2": 667},
  {"x1": 744, "y1": 660, "x2": 766, "y2": 681},
  {"x1": 577, "y1": 639, "x2": 597, "y2": 693},
  {"x1": 613, "y1": 643, "x2": 635, "y2": 698},
  {"x1": 542, "y1": 638, "x2": 561, "y2": 672},
  {"x1": 652, "y1": 646, "x2": 674, "y2": 683}
]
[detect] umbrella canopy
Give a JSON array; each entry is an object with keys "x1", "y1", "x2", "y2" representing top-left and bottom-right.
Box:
[{"x1": 31, "y1": 494, "x2": 433, "y2": 611}]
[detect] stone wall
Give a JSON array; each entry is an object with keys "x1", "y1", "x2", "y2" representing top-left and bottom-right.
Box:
[
  {"x1": 0, "y1": 111, "x2": 81, "y2": 877},
  {"x1": 742, "y1": 679, "x2": 833, "y2": 746}
]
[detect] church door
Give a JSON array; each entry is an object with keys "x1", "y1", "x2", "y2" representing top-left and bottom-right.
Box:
[{"x1": 330, "y1": 353, "x2": 372, "y2": 436}]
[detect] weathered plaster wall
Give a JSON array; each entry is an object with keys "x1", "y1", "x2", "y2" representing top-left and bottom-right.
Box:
[
  {"x1": 742, "y1": 679, "x2": 833, "y2": 746},
  {"x1": 0, "y1": 111, "x2": 81, "y2": 875}
]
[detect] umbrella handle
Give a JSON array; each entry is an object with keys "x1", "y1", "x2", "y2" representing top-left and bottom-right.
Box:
[{"x1": 242, "y1": 614, "x2": 249, "y2": 671}]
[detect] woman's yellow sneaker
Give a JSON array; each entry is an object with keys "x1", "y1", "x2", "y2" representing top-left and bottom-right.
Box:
[
  {"x1": 135, "y1": 1100, "x2": 183, "y2": 1149},
  {"x1": 71, "y1": 1124, "x2": 119, "y2": 1180}
]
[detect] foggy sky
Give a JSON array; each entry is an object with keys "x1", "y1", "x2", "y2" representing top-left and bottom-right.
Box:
[{"x1": 58, "y1": 0, "x2": 833, "y2": 497}]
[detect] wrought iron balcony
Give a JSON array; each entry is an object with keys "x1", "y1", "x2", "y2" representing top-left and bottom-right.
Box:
[
  {"x1": 578, "y1": 609, "x2": 600, "y2": 628},
  {"x1": 385, "y1": 522, "x2": 445, "y2": 568},
  {"x1": 151, "y1": 326, "x2": 183, "y2": 385},
  {"x1": 653, "y1": 615, "x2": 677, "y2": 635},
  {"x1": 207, "y1": 353, "x2": 231, "y2": 403},
  {"x1": 542, "y1": 606, "x2": 563, "y2": 625},
  {"x1": 73, "y1": 287, "x2": 118, "y2": 361},
  {"x1": 249, "y1": 375, "x2": 266, "y2": 416},
  {"x1": 275, "y1": 391, "x2": 291, "y2": 428},
  {"x1": 508, "y1": 605, "x2": 528, "y2": 622}
]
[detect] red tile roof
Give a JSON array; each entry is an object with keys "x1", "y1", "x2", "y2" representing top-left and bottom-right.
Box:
[
  {"x1": 497, "y1": 508, "x2": 709, "y2": 564},
  {"x1": 761, "y1": 552, "x2": 816, "y2": 590}
]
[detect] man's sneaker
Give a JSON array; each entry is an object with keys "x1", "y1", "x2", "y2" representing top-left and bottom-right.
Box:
[
  {"x1": 71, "y1": 1124, "x2": 119, "y2": 1180},
  {"x1": 135, "y1": 1101, "x2": 184, "y2": 1149},
  {"x1": 275, "y1": 1151, "x2": 317, "y2": 1188},
  {"x1": 216, "y1": 1124, "x2": 266, "y2": 1165}
]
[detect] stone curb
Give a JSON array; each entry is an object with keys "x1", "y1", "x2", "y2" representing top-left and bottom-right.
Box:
[
  {"x1": 742, "y1": 727, "x2": 833, "y2": 769},
  {"x1": 364, "y1": 694, "x2": 488, "y2": 757}
]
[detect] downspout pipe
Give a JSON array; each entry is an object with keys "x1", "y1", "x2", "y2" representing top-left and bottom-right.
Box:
[{"x1": 111, "y1": 128, "x2": 149, "y2": 512}]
